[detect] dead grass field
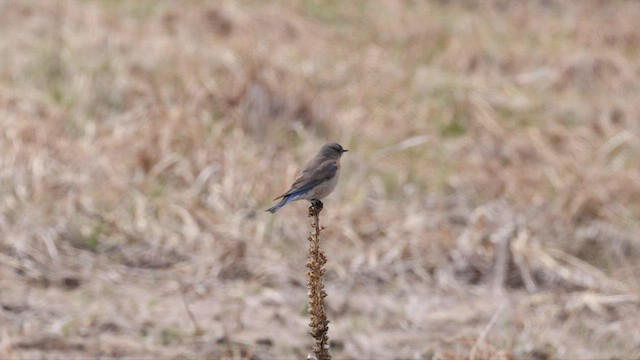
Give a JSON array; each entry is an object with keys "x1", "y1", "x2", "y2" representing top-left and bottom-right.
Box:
[{"x1": 1, "y1": 0, "x2": 640, "y2": 358}]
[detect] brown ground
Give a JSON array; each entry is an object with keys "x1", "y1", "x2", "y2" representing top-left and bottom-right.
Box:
[{"x1": 1, "y1": 1, "x2": 640, "y2": 359}]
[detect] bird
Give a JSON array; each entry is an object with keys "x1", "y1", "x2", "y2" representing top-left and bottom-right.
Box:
[{"x1": 266, "y1": 143, "x2": 348, "y2": 213}]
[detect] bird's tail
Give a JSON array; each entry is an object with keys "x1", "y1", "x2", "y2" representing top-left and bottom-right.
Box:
[{"x1": 266, "y1": 194, "x2": 296, "y2": 213}]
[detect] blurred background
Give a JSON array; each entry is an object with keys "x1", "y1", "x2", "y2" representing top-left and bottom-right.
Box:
[{"x1": 1, "y1": 0, "x2": 639, "y2": 358}]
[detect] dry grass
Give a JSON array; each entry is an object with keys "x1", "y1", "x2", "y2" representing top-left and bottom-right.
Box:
[{"x1": 1, "y1": 0, "x2": 639, "y2": 358}]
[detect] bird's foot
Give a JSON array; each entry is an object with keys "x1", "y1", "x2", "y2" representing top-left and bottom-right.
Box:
[{"x1": 308, "y1": 199, "x2": 323, "y2": 217}]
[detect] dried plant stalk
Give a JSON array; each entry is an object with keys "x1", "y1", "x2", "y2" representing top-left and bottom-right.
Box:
[{"x1": 306, "y1": 200, "x2": 331, "y2": 360}]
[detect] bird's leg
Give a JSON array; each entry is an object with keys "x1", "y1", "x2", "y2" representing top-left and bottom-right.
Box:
[{"x1": 309, "y1": 199, "x2": 323, "y2": 217}]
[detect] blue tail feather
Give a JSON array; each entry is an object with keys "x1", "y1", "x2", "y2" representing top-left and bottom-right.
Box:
[{"x1": 266, "y1": 193, "x2": 299, "y2": 213}]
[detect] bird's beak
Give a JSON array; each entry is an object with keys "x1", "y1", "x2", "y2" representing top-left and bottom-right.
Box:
[{"x1": 342, "y1": 149, "x2": 348, "y2": 153}]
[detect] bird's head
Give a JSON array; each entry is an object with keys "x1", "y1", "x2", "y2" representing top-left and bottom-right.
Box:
[{"x1": 321, "y1": 143, "x2": 348, "y2": 159}]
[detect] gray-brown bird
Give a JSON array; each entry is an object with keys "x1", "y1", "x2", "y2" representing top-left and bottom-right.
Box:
[{"x1": 266, "y1": 143, "x2": 348, "y2": 213}]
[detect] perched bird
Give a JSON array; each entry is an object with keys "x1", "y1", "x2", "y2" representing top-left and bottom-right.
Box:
[{"x1": 266, "y1": 143, "x2": 348, "y2": 213}]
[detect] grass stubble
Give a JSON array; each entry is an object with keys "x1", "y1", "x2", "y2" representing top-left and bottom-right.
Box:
[{"x1": 0, "y1": 0, "x2": 640, "y2": 359}]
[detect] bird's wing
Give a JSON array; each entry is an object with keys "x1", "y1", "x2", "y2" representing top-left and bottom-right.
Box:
[{"x1": 272, "y1": 160, "x2": 339, "y2": 200}]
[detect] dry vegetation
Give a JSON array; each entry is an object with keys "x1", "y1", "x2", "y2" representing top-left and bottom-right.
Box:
[{"x1": 1, "y1": 0, "x2": 640, "y2": 358}]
